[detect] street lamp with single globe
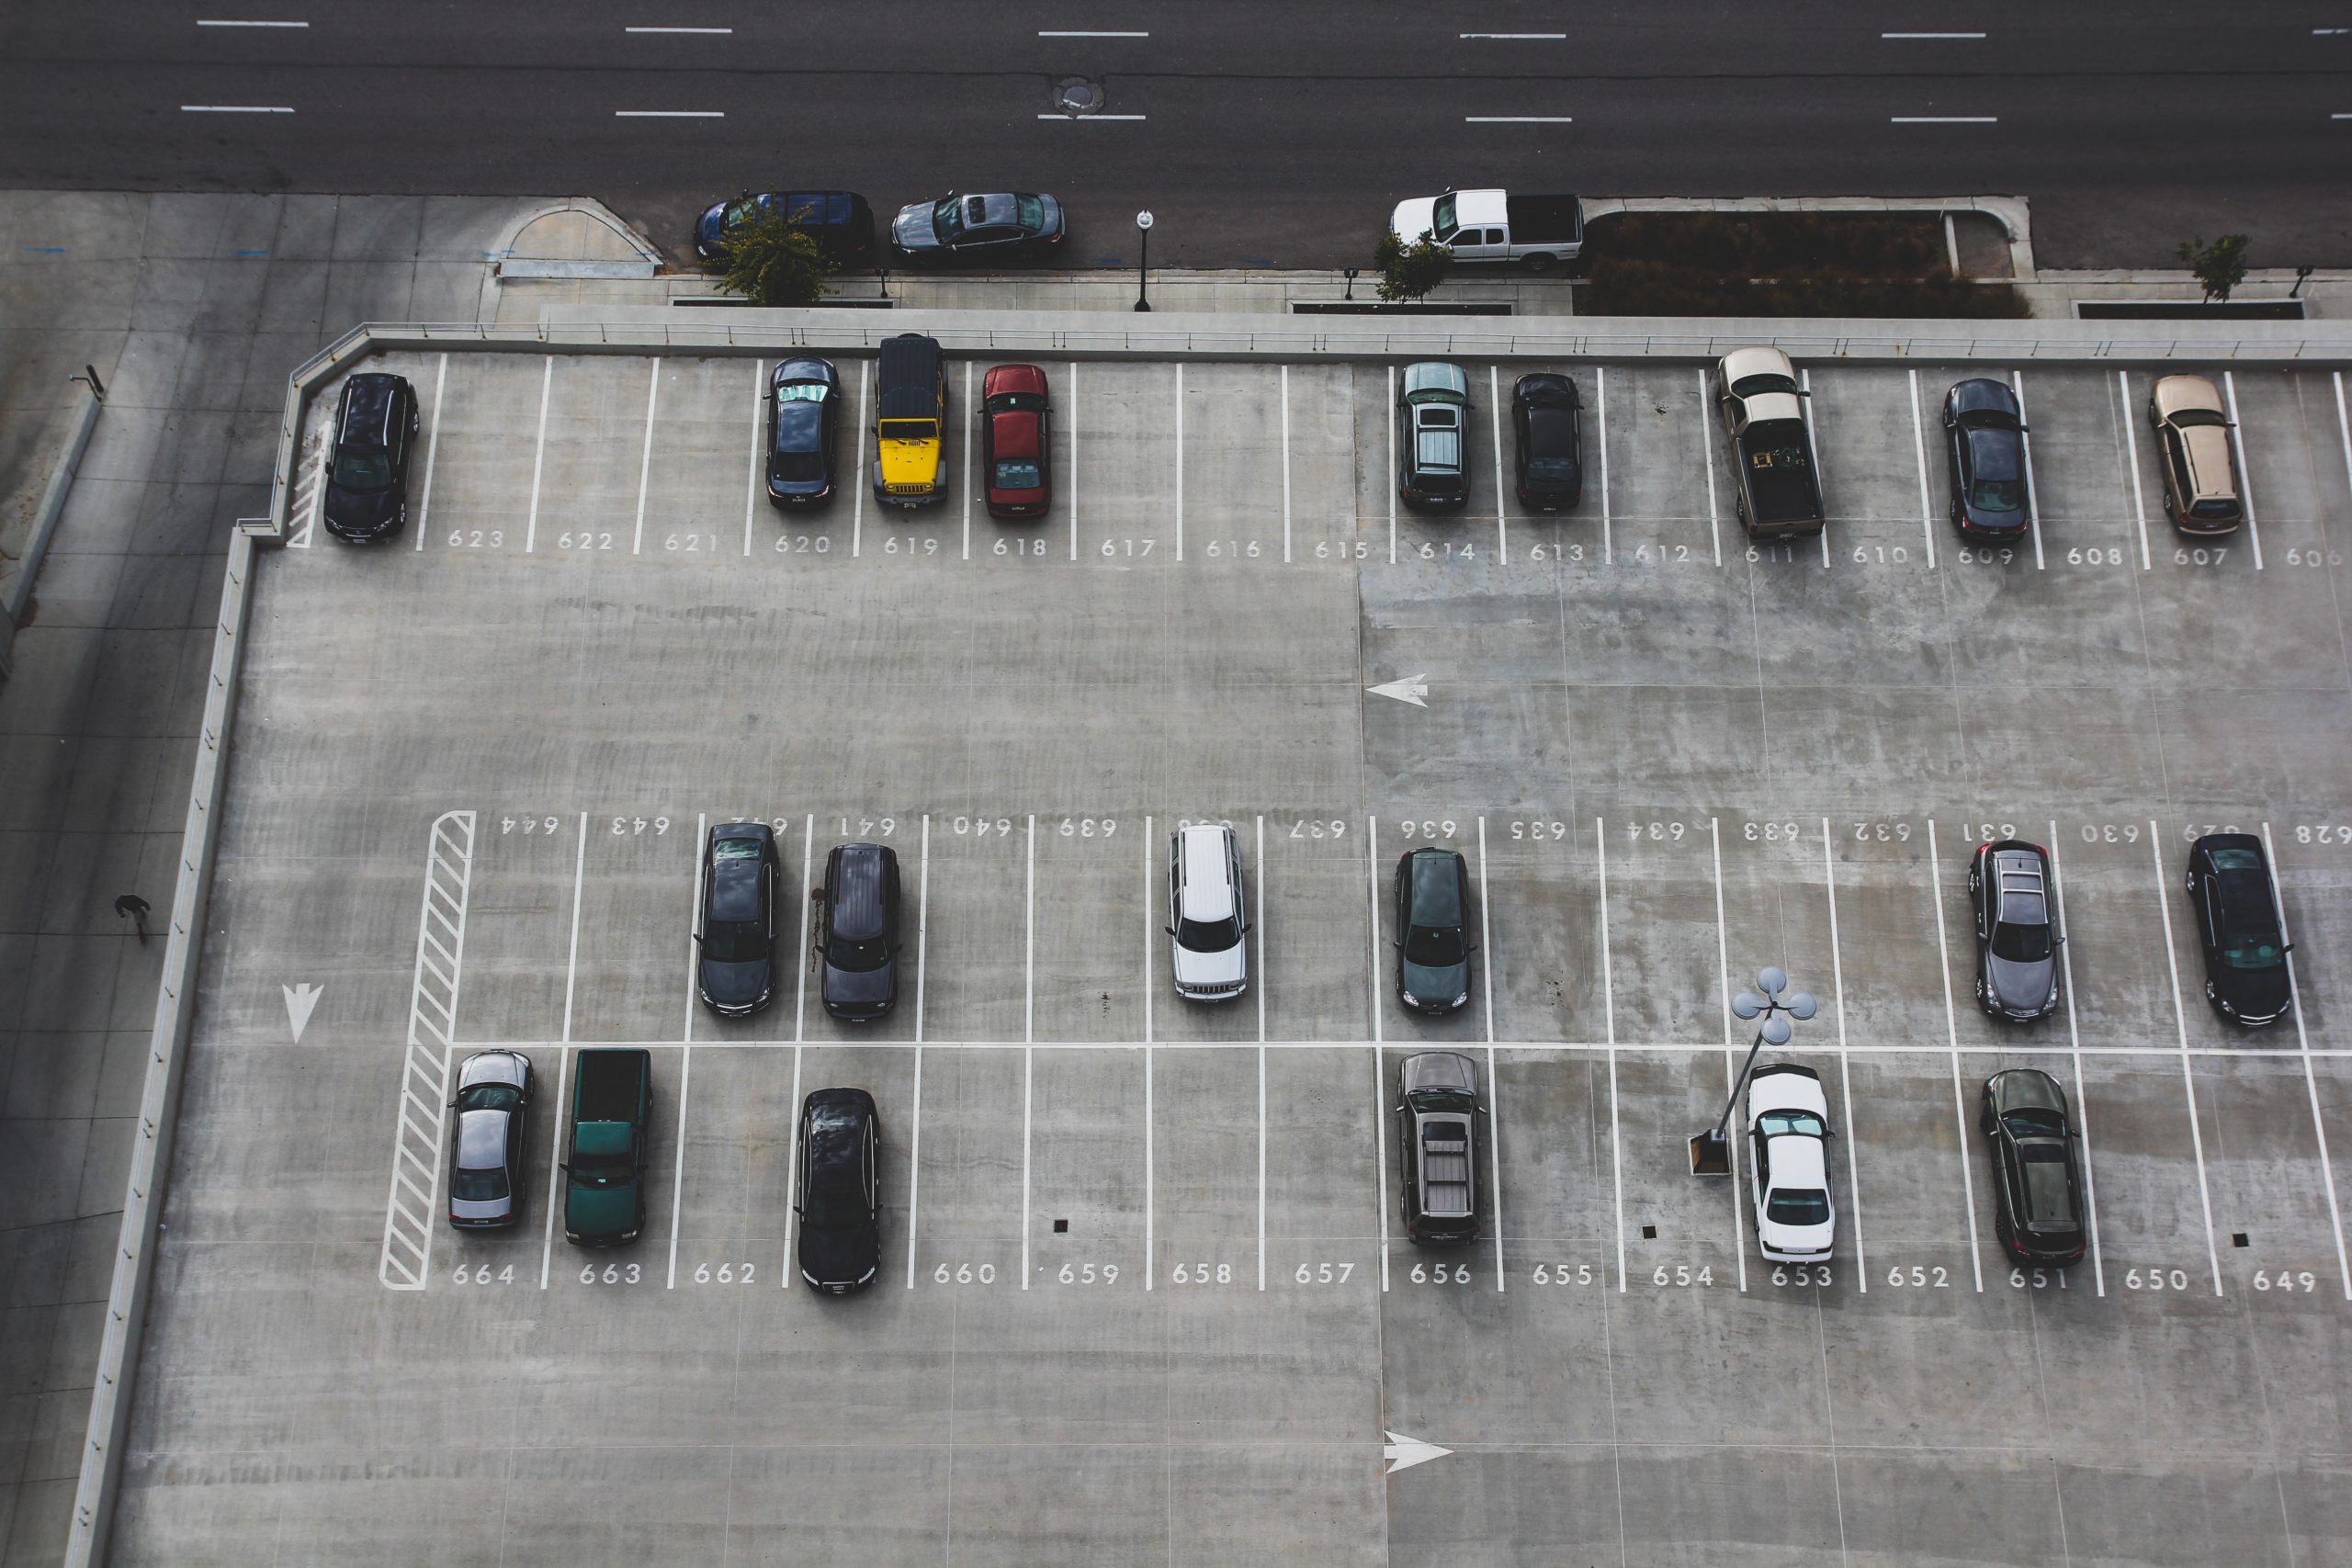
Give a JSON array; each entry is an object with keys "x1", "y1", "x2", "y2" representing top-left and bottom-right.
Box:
[
  {"x1": 1133, "y1": 210, "x2": 1153, "y2": 312},
  {"x1": 1690, "y1": 965, "x2": 1818, "y2": 1175}
]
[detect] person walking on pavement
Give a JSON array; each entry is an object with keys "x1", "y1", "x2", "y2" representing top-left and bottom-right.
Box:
[{"x1": 114, "y1": 893, "x2": 150, "y2": 944}]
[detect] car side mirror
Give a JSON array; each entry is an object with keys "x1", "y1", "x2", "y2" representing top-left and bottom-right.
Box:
[
  {"x1": 1241, "y1": 921, "x2": 1253, "y2": 934},
  {"x1": 558, "y1": 1161, "x2": 571, "y2": 1173},
  {"x1": 1163, "y1": 926, "x2": 1177, "y2": 937},
  {"x1": 690, "y1": 932, "x2": 703, "y2": 946}
]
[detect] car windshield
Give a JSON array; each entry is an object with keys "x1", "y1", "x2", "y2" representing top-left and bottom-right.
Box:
[
  {"x1": 1409, "y1": 1087, "x2": 1477, "y2": 1112},
  {"x1": 1757, "y1": 1110, "x2": 1825, "y2": 1138},
  {"x1": 2220, "y1": 930, "x2": 2286, "y2": 969},
  {"x1": 722, "y1": 198, "x2": 760, "y2": 230},
  {"x1": 1766, "y1": 1188, "x2": 1830, "y2": 1225},
  {"x1": 1177, "y1": 915, "x2": 1241, "y2": 953},
  {"x1": 932, "y1": 197, "x2": 964, "y2": 241},
  {"x1": 1990, "y1": 920, "x2": 2052, "y2": 963},
  {"x1": 993, "y1": 458, "x2": 1042, "y2": 490},
  {"x1": 1969, "y1": 479, "x2": 2023, "y2": 513},
  {"x1": 450, "y1": 1166, "x2": 508, "y2": 1201},
  {"x1": 703, "y1": 918, "x2": 765, "y2": 964},
  {"x1": 331, "y1": 450, "x2": 391, "y2": 491},
  {"x1": 829, "y1": 935, "x2": 890, "y2": 973},
  {"x1": 1405, "y1": 924, "x2": 1465, "y2": 967}
]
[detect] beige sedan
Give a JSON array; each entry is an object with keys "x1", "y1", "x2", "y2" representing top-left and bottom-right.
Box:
[{"x1": 2147, "y1": 374, "x2": 2243, "y2": 534}]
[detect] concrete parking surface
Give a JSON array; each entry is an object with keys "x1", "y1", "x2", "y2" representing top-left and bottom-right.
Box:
[{"x1": 120, "y1": 345, "x2": 2352, "y2": 1564}]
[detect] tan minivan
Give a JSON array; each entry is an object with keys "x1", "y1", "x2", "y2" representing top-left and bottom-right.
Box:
[{"x1": 2147, "y1": 374, "x2": 2243, "y2": 534}]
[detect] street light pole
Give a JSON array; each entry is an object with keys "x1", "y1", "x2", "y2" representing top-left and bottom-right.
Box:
[
  {"x1": 1134, "y1": 210, "x2": 1154, "y2": 312},
  {"x1": 1690, "y1": 965, "x2": 1817, "y2": 1176}
]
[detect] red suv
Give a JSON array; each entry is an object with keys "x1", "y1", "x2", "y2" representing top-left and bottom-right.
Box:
[{"x1": 981, "y1": 364, "x2": 1052, "y2": 519}]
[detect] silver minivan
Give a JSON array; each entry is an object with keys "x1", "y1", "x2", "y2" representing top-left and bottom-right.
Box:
[{"x1": 1167, "y1": 823, "x2": 1249, "y2": 1000}]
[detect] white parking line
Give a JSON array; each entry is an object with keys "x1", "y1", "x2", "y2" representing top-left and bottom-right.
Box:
[
  {"x1": 2221, "y1": 371, "x2": 2265, "y2": 569},
  {"x1": 1143, "y1": 816, "x2": 1155, "y2": 1290},
  {"x1": 1800, "y1": 367, "x2": 1831, "y2": 568},
  {"x1": 1698, "y1": 367, "x2": 1721, "y2": 567},
  {"x1": 851, "y1": 359, "x2": 868, "y2": 558},
  {"x1": 2335, "y1": 372, "x2": 2352, "y2": 510},
  {"x1": 1490, "y1": 366, "x2": 1509, "y2": 564},
  {"x1": 743, "y1": 358, "x2": 763, "y2": 556},
  {"x1": 667, "y1": 813, "x2": 700, "y2": 1288},
  {"x1": 537, "y1": 1047, "x2": 569, "y2": 1290},
  {"x1": 906, "y1": 815, "x2": 929, "y2": 1288},
  {"x1": 2010, "y1": 370, "x2": 2046, "y2": 570},
  {"x1": 633, "y1": 360, "x2": 660, "y2": 556},
  {"x1": 566, "y1": 812, "x2": 592, "y2": 1043},
  {"x1": 1599, "y1": 818, "x2": 1624, "y2": 1292},
  {"x1": 960, "y1": 360, "x2": 973, "y2": 561},
  {"x1": 2148, "y1": 822, "x2": 2225, "y2": 1295},
  {"x1": 1022, "y1": 814, "x2": 1035, "y2": 1289},
  {"x1": 1281, "y1": 367, "x2": 1294, "y2": 564},
  {"x1": 1368, "y1": 816, "x2": 1390, "y2": 1290},
  {"x1": 1067, "y1": 361, "x2": 1080, "y2": 562},
  {"x1": 524, "y1": 355, "x2": 551, "y2": 552},
  {"x1": 1710, "y1": 820, "x2": 1747, "y2": 1289},
  {"x1": 792, "y1": 814, "x2": 814, "y2": 1040},
  {"x1": 1597, "y1": 365, "x2": 1612, "y2": 564},
  {"x1": 2264, "y1": 824, "x2": 2352, "y2": 1299},
  {"x1": 1819, "y1": 820, "x2": 1869, "y2": 1292},
  {"x1": 2119, "y1": 370, "x2": 2153, "y2": 570},
  {"x1": 1477, "y1": 818, "x2": 1503, "y2": 1291},
  {"x1": 778, "y1": 1041, "x2": 803, "y2": 1289},
  {"x1": 2045, "y1": 825, "x2": 2105, "y2": 1294},
  {"x1": 1924, "y1": 821, "x2": 1985, "y2": 1290},
  {"x1": 1907, "y1": 368, "x2": 1938, "y2": 569},
  {"x1": 1386, "y1": 365, "x2": 1397, "y2": 565},
  {"x1": 1258, "y1": 815, "x2": 1268, "y2": 1289},
  {"x1": 413, "y1": 353, "x2": 446, "y2": 553},
  {"x1": 1173, "y1": 364, "x2": 1185, "y2": 561}
]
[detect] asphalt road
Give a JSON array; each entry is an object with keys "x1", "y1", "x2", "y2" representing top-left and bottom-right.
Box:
[{"x1": 4, "y1": 2, "x2": 2350, "y2": 271}]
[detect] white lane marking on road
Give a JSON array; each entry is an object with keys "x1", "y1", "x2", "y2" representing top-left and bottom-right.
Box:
[
  {"x1": 1924, "y1": 821, "x2": 1984, "y2": 1290},
  {"x1": 779, "y1": 1041, "x2": 803, "y2": 1288},
  {"x1": 1258, "y1": 814, "x2": 1268, "y2": 1289},
  {"x1": 1036, "y1": 113, "x2": 1147, "y2": 119},
  {"x1": 1144, "y1": 816, "x2": 1156, "y2": 1290},
  {"x1": 2011, "y1": 369, "x2": 2046, "y2": 570},
  {"x1": 850, "y1": 357, "x2": 869, "y2": 558},
  {"x1": 1039, "y1": 29, "x2": 1148, "y2": 36},
  {"x1": 1883, "y1": 31, "x2": 1985, "y2": 38},
  {"x1": 2334, "y1": 112, "x2": 2352, "y2": 118},
  {"x1": 1700, "y1": 367, "x2": 1721, "y2": 566},
  {"x1": 1368, "y1": 816, "x2": 1390, "y2": 1290},
  {"x1": 1711, "y1": 819, "x2": 1747, "y2": 1289},
  {"x1": 1173, "y1": 363, "x2": 1184, "y2": 560},
  {"x1": 1908, "y1": 368, "x2": 1937, "y2": 569},
  {"x1": 960, "y1": 359, "x2": 973, "y2": 560},
  {"x1": 1023, "y1": 815, "x2": 1035, "y2": 1288},
  {"x1": 742, "y1": 359, "x2": 762, "y2": 556},
  {"x1": 627, "y1": 26, "x2": 733, "y2": 33},
  {"x1": 2148, "y1": 821, "x2": 2225, "y2": 1295},
  {"x1": 2222, "y1": 370, "x2": 2264, "y2": 569},
  {"x1": 1386, "y1": 365, "x2": 1398, "y2": 564},
  {"x1": 1281, "y1": 365, "x2": 1294, "y2": 563},
  {"x1": 1598, "y1": 364, "x2": 1613, "y2": 563},
  {"x1": 1599, "y1": 817, "x2": 1624, "y2": 1292},
  {"x1": 1466, "y1": 116, "x2": 1572, "y2": 123},
  {"x1": 1490, "y1": 366, "x2": 1510, "y2": 563},
  {"x1": 634, "y1": 360, "x2": 660, "y2": 556},
  {"x1": 1821, "y1": 819, "x2": 1869, "y2": 1292},
  {"x1": 180, "y1": 104, "x2": 294, "y2": 112},
  {"x1": 2118, "y1": 370, "x2": 2152, "y2": 570},
  {"x1": 615, "y1": 109, "x2": 724, "y2": 118},
  {"x1": 1068, "y1": 360, "x2": 1080, "y2": 561},
  {"x1": 793, "y1": 814, "x2": 813, "y2": 1042},
  {"x1": 379, "y1": 809, "x2": 474, "y2": 1291},
  {"x1": 197, "y1": 18, "x2": 308, "y2": 25},
  {"x1": 1801, "y1": 367, "x2": 1831, "y2": 568},
  {"x1": 668, "y1": 813, "x2": 701, "y2": 1289},
  {"x1": 2047, "y1": 825, "x2": 2106, "y2": 1295},
  {"x1": 524, "y1": 355, "x2": 551, "y2": 552},
  {"x1": 1462, "y1": 31, "x2": 1564, "y2": 39},
  {"x1": 2265, "y1": 824, "x2": 2352, "y2": 1299},
  {"x1": 1892, "y1": 116, "x2": 1997, "y2": 123},
  {"x1": 907, "y1": 814, "x2": 930, "y2": 1288},
  {"x1": 1479, "y1": 818, "x2": 1504, "y2": 1291},
  {"x1": 413, "y1": 352, "x2": 447, "y2": 552}
]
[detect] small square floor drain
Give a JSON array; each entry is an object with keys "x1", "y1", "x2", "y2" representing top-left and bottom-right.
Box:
[
  {"x1": 2233, "y1": 1232, "x2": 2250, "y2": 1247},
  {"x1": 1053, "y1": 1219, "x2": 1069, "y2": 1234},
  {"x1": 1641, "y1": 1224, "x2": 1657, "y2": 1240}
]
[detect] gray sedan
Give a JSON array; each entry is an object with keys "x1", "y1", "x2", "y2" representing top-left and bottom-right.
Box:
[
  {"x1": 447, "y1": 1049, "x2": 531, "y2": 1228},
  {"x1": 1968, "y1": 840, "x2": 2061, "y2": 1021}
]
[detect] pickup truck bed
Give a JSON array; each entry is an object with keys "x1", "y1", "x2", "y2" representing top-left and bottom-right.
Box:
[{"x1": 1504, "y1": 194, "x2": 1582, "y2": 245}]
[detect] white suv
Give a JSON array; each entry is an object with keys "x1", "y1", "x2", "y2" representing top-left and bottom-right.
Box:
[
  {"x1": 1747, "y1": 1063, "x2": 1836, "y2": 1263},
  {"x1": 1168, "y1": 824, "x2": 1249, "y2": 1000}
]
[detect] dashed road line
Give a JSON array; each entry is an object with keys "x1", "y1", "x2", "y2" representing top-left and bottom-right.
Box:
[{"x1": 378, "y1": 808, "x2": 475, "y2": 1291}]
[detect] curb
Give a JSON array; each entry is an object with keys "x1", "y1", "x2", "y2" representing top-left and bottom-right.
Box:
[
  {"x1": 1579, "y1": 196, "x2": 2037, "y2": 280},
  {"x1": 0, "y1": 377, "x2": 104, "y2": 679}
]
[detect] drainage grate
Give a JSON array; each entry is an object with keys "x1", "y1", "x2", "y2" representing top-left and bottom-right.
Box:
[
  {"x1": 1053, "y1": 1218, "x2": 1069, "y2": 1233},
  {"x1": 1641, "y1": 1224, "x2": 1657, "y2": 1240},
  {"x1": 2233, "y1": 1232, "x2": 2250, "y2": 1247}
]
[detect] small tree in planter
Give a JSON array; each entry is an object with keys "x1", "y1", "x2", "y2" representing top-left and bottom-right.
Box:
[
  {"x1": 1374, "y1": 228, "x2": 1453, "y2": 303},
  {"x1": 2177, "y1": 234, "x2": 2251, "y2": 304},
  {"x1": 718, "y1": 205, "x2": 836, "y2": 308}
]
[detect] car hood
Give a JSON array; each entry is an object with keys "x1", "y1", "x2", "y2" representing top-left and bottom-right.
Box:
[
  {"x1": 823, "y1": 960, "x2": 895, "y2": 1010},
  {"x1": 1172, "y1": 942, "x2": 1246, "y2": 987},
  {"x1": 700, "y1": 957, "x2": 772, "y2": 1007},
  {"x1": 800, "y1": 1216, "x2": 878, "y2": 1286},
  {"x1": 1987, "y1": 954, "x2": 2054, "y2": 1014},
  {"x1": 1401, "y1": 957, "x2": 1468, "y2": 1006},
  {"x1": 892, "y1": 202, "x2": 941, "y2": 251},
  {"x1": 1390, "y1": 197, "x2": 1439, "y2": 243},
  {"x1": 324, "y1": 481, "x2": 398, "y2": 533},
  {"x1": 2219, "y1": 962, "x2": 2291, "y2": 1020}
]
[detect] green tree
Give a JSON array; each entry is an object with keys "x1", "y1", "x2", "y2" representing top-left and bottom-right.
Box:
[
  {"x1": 2177, "y1": 233, "x2": 2251, "y2": 304},
  {"x1": 717, "y1": 204, "x2": 837, "y2": 308},
  {"x1": 1374, "y1": 228, "x2": 1453, "y2": 303}
]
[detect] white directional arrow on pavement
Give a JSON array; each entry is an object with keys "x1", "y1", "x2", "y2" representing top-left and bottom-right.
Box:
[
  {"x1": 283, "y1": 982, "x2": 323, "y2": 1044},
  {"x1": 1366, "y1": 674, "x2": 1430, "y2": 708},
  {"x1": 1382, "y1": 1430, "x2": 1453, "y2": 1474}
]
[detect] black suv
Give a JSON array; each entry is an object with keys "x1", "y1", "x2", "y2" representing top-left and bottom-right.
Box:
[
  {"x1": 1511, "y1": 372, "x2": 1583, "y2": 511},
  {"x1": 322, "y1": 372, "x2": 420, "y2": 542},
  {"x1": 813, "y1": 843, "x2": 903, "y2": 1021},
  {"x1": 1395, "y1": 847, "x2": 1474, "y2": 1016},
  {"x1": 2185, "y1": 833, "x2": 2293, "y2": 1026},
  {"x1": 1980, "y1": 1068, "x2": 2087, "y2": 1265},
  {"x1": 1396, "y1": 1052, "x2": 1483, "y2": 1245},
  {"x1": 697, "y1": 823, "x2": 780, "y2": 1017},
  {"x1": 797, "y1": 1088, "x2": 882, "y2": 1293}
]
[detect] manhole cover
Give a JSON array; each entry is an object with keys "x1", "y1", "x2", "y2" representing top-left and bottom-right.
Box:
[{"x1": 1055, "y1": 78, "x2": 1105, "y2": 116}]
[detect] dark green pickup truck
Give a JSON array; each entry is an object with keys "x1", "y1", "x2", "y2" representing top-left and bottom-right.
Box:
[{"x1": 562, "y1": 1048, "x2": 652, "y2": 1247}]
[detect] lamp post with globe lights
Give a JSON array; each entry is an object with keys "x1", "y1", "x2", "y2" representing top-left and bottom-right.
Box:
[
  {"x1": 1690, "y1": 965, "x2": 1818, "y2": 1176},
  {"x1": 1133, "y1": 210, "x2": 1153, "y2": 312}
]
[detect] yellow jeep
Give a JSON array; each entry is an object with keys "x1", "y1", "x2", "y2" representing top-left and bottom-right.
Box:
[{"x1": 872, "y1": 333, "x2": 946, "y2": 506}]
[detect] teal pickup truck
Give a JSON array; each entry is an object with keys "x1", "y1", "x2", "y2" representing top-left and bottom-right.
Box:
[{"x1": 562, "y1": 1048, "x2": 652, "y2": 1247}]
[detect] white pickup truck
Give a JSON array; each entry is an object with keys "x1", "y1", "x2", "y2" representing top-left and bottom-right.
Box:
[{"x1": 1387, "y1": 189, "x2": 1585, "y2": 271}]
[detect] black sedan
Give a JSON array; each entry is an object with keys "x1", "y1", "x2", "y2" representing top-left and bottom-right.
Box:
[
  {"x1": 1942, "y1": 378, "x2": 2030, "y2": 540},
  {"x1": 322, "y1": 371, "x2": 420, "y2": 542},
  {"x1": 447, "y1": 1050, "x2": 531, "y2": 1229},
  {"x1": 816, "y1": 842, "x2": 904, "y2": 1021},
  {"x1": 1395, "y1": 847, "x2": 1474, "y2": 1016},
  {"x1": 889, "y1": 192, "x2": 1065, "y2": 264},
  {"x1": 1968, "y1": 840, "x2": 2061, "y2": 1021},
  {"x1": 697, "y1": 822, "x2": 780, "y2": 1017},
  {"x1": 2185, "y1": 833, "x2": 2294, "y2": 1026},
  {"x1": 797, "y1": 1088, "x2": 882, "y2": 1293},
  {"x1": 767, "y1": 357, "x2": 841, "y2": 507},
  {"x1": 1980, "y1": 1068, "x2": 2087, "y2": 1265},
  {"x1": 1511, "y1": 373, "x2": 1583, "y2": 510}
]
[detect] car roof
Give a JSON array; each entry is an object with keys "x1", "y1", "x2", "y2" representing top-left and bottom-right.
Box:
[
  {"x1": 1176, "y1": 827, "x2": 1236, "y2": 922},
  {"x1": 877, "y1": 335, "x2": 943, "y2": 417},
  {"x1": 1402, "y1": 362, "x2": 1467, "y2": 400},
  {"x1": 1948, "y1": 378, "x2": 2018, "y2": 419},
  {"x1": 1406, "y1": 850, "x2": 1463, "y2": 924},
  {"x1": 708, "y1": 831, "x2": 766, "y2": 922},
  {"x1": 2177, "y1": 425, "x2": 2235, "y2": 497},
  {"x1": 984, "y1": 363, "x2": 1048, "y2": 397},
  {"x1": 828, "y1": 843, "x2": 893, "y2": 942},
  {"x1": 455, "y1": 1107, "x2": 510, "y2": 1169},
  {"x1": 989, "y1": 407, "x2": 1042, "y2": 461},
  {"x1": 1769, "y1": 1135, "x2": 1827, "y2": 1189}
]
